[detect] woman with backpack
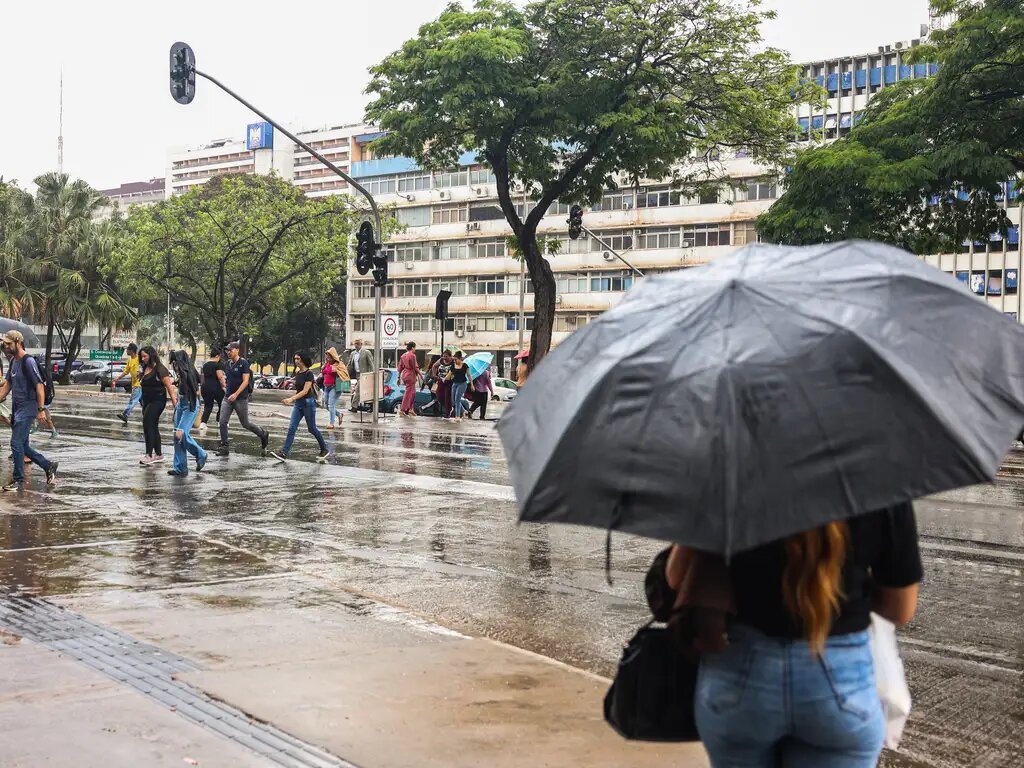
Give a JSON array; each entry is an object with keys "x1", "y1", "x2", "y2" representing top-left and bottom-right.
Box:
[
  {"x1": 138, "y1": 346, "x2": 176, "y2": 466},
  {"x1": 168, "y1": 350, "x2": 207, "y2": 476}
]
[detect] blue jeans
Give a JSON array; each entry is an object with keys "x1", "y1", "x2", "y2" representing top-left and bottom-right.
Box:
[
  {"x1": 451, "y1": 382, "x2": 469, "y2": 417},
  {"x1": 172, "y1": 401, "x2": 207, "y2": 474},
  {"x1": 11, "y1": 411, "x2": 51, "y2": 483},
  {"x1": 696, "y1": 625, "x2": 884, "y2": 768},
  {"x1": 326, "y1": 387, "x2": 340, "y2": 426},
  {"x1": 123, "y1": 386, "x2": 142, "y2": 418},
  {"x1": 283, "y1": 399, "x2": 327, "y2": 455}
]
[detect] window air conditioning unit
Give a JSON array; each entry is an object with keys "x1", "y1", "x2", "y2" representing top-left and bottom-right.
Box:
[
  {"x1": 439, "y1": 191, "x2": 450, "y2": 200},
  {"x1": 475, "y1": 187, "x2": 487, "y2": 196},
  {"x1": 431, "y1": 240, "x2": 441, "y2": 247},
  {"x1": 404, "y1": 262, "x2": 415, "y2": 270},
  {"x1": 467, "y1": 222, "x2": 481, "y2": 232},
  {"x1": 602, "y1": 251, "x2": 615, "y2": 261},
  {"x1": 623, "y1": 202, "x2": 633, "y2": 210},
  {"x1": 403, "y1": 193, "x2": 415, "y2": 202},
  {"x1": 455, "y1": 329, "x2": 465, "y2": 338},
  {"x1": 894, "y1": 41, "x2": 904, "y2": 50},
  {"x1": 555, "y1": 295, "x2": 563, "y2": 305},
  {"x1": 468, "y1": 238, "x2": 478, "y2": 245}
]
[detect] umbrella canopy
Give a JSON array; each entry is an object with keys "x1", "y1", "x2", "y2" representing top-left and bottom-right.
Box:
[
  {"x1": 498, "y1": 241, "x2": 1024, "y2": 556},
  {"x1": 515, "y1": 349, "x2": 530, "y2": 360},
  {"x1": 0, "y1": 318, "x2": 40, "y2": 348},
  {"x1": 465, "y1": 352, "x2": 493, "y2": 379}
]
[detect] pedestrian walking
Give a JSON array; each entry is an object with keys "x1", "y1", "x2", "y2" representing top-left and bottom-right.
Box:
[
  {"x1": 139, "y1": 346, "x2": 176, "y2": 466},
  {"x1": 198, "y1": 348, "x2": 226, "y2": 434},
  {"x1": 431, "y1": 350, "x2": 455, "y2": 420},
  {"x1": 449, "y1": 351, "x2": 473, "y2": 420},
  {"x1": 0, "y1": 331, "x2": 57, "y2": 490},
  {"x1": 168, "y1": 350, "x2": 207, "y2": 476},
  {"x1": 30, "y1": 401, "x2": 59, "y2": 439},
  {"x1": 397, "y1": 341, "x2": 421, "y2": 417},
  {"x1": 115, "y1": 343, "x2": 142, "y2": 425},
  {"x1": 347, "y1": 339, "x2": 374, "y2": 412},
  {"x1": 217, "y1": 341, "x2": 270, "y2": 457},
  {"x1": 670, "y1": 506, "x2": 922, "y2": 766},
  {"x1": 322, "y1": 347, "x2": 348, "y2": 429},
  {"x1": 466, "y1": 365, "x2": 494, "y2": 420},
  {"x1": 270, "y1": 353, "x2": 328, "y2": 462}
]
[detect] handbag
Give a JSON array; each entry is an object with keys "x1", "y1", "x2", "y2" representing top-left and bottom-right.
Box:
[
  {"x1": 869, "y1": 613, "x2": 911, "y2": 748},
  {"x1": 604, "y1": 618, "x2": 700, "y2": 742}
]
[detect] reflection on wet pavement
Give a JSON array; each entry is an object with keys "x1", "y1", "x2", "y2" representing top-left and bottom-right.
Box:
[{"x1": 2, "y1": 395, "x2": 1023, "y2": 767}]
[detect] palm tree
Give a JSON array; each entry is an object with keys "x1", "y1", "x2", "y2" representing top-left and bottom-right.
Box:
[
  {"x1": 0, "y1": 180, "x2": 37, "y2": 319},
  {"x1": 31, "y1": 173, "x2": 135, "y2": 382}
]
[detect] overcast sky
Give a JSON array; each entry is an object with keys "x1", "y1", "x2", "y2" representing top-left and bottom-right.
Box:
[{"x1": 0, "y1": 0, "x2": 930, "y2": 191}]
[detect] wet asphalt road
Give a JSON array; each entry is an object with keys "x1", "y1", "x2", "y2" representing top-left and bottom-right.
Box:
[{"x1": 1, "y1": 393, "x2": 1022, "y2": 768}]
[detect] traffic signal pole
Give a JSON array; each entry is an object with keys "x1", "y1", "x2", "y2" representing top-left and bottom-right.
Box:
[
  {"x1": 182, "y1": 62, "x2": 385, "y2": 423},
  {"x1": 581, "y1": 225, "x2": 645, "y2": 278}
]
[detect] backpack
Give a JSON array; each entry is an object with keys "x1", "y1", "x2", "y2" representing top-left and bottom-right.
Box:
[{"x1": 24, "y1": 357, "x2": 54, "y2": 406}]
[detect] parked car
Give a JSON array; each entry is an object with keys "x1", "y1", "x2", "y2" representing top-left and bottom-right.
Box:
[
  {"x1": 372, "y1": 370, "x2": 472, "y2": 416},
  {"x1": 99, "y1": 364, "x2": 132, "y2": 393},
  {"x1": 51, "y1": 358, "x2": 85, "y2": 376},
  {"x1": 71, "y1": 360, "x2": 120, "y2": 385},
  {"x1": 491, "y1": 377, "x2": 519, "y2": 402}
]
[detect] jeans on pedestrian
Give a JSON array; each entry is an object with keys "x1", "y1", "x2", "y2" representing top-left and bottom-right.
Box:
[
  {"x1": 282, "y1": 399, "x2": 327, "y2": 455},
  {"x1": 326, "y1": 387, "x2": 341, "y2": 426},
  {"x1": 172, "y1": 400, "x2": 207, "y2": 474},
  {"x1": 122, "y1": 386, "x2": 142, "y2": 419},
  {"x1": 219, "y1": 397, "x2": 267, "y2": 446},
  {"x1": 200, "y1": 387, "x2": 223, "y2": 425},
  {"x1": 142, "y1": 399, "x2": 166, "y2": 456},
  {"x1": 451, "y1": 382, "x2": 469, "y2": 417},
  {"x1": 10, "y1": 411, "x2": 51, "y2": 483},
  {"x1": 696, "y1": 624, "x2": 884, "y2": 768}
]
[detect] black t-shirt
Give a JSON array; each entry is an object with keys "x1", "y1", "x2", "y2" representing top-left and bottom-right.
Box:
[
  {"x1": 729, "y1": 504, "x2": 923, "y2": 638},
  {"x1": 201, "y1": 360, "x2": 223, "y2": 391},
  {"x1": 224, "y1": 358, "x2": 252, "y2": 398},
  {"x1": 293, "y1": 370, "x2": 316, "y2": 400},
  {"x1": 140, "y1": 365, "x2": 170, "y2": 405},
  {"x1": 451, "y1": 363, "x2": 469, "y2": 383}
]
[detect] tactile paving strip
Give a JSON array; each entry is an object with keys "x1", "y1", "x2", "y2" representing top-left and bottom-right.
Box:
[{"x1": 0, "y1": 596, "x2": 357, "y2": 768}]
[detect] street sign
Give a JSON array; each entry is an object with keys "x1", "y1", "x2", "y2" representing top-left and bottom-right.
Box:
[
  {"x1": 89, "y1": 349, "x2": 123, "y2": 361},
  {"x1": 381, "y1": 315, "x2": 400, "y2": 349}
]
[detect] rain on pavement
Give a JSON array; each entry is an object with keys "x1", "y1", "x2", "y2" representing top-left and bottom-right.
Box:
[{"x1": 1, "y1": 392, "x2": 1022, "y2": 768}]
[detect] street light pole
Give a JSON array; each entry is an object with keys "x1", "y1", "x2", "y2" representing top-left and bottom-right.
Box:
[{"x1": 185, "y1": 63, "x2": 386, "y2": 424}]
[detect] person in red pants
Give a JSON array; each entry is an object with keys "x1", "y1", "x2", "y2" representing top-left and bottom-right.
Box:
[{"x1": 397, "y1": 341, "x2": 421, "y2": 417}]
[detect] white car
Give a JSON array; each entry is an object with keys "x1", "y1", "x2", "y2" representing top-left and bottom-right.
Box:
[{"x1": 492, "y1": 377, "x2": 519, "y2": 401}]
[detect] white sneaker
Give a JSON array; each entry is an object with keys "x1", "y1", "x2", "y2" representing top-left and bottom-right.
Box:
[
  {"x1": 198, "y1": 422, "x2": 207, "y2": 434},
  {"x1": 150, "y1": 455, "x2": 165, "y2": 464}
]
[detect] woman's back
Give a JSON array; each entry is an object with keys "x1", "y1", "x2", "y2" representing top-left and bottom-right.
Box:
[{"x1": 729, "y1": 504, "x2": 922, "y2": 639}]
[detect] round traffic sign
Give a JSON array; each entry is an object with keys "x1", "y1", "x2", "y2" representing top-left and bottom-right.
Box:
[{"x1": 383, "y1": 317, "x2": 398, "y2": 336}]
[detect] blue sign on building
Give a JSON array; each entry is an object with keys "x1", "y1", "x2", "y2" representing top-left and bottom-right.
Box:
[{"x1": 246, "y1": 122, "x2": 274, "y2": 150}]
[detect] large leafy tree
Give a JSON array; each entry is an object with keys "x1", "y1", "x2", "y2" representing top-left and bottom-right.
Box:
[
  {"x1": 366, "y1": 0, "x2": 809, "y2": 366},
  {"x1": 0, "y1": 180, "x2": 36, "y2": 317},
  {"x1": 758, "y1": 0, "x2": 1024, "y2": 250},
  {"x1": 109, "y1": 174, "x2": 366, "y2": 351}
]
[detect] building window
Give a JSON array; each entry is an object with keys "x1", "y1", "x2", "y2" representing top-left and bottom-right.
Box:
[
  {"x1": 435, "y1": 170, "x2": 470, "y2": 188},
  {"x1": 392, "y1": 243, "x2": 428, "y2": 262},
  {"x1": 353, "y1": 282, "x2": 375, "y2": 299},
  {"x1": 589, "y1": 230, "x2": 634, "y2": 252},
  {"x1": 468, "y1": 275, "x2": 506, "y2": 295},
  {"x1": 699, "y1": 188, "x2": 721, "y2": 205},
  {"x1": 506, "y1": 315, "x2": 535, "y2": 331},
  {"x1": 363, "y1": 177, "x2": 397, "y2": 196},
  {"x1": 394, "y1": 279, "x2": 432, "y2": 298},
  {"x1": 432, "y1": 204, "x2": 469, "y2": 224},
  {"x1": 398, "y1": 172, "x2": 432, "y2": 192},
  {"x1": 734, "y1": 222, "x2": 758, "y2": 246},
  {"x1": 636, "y1": 187, "x2": 683, "y2": 208},
  {"x1": 466, "y1": 315, "x2": 504, "y2": 332},
  {"x1": 737, "y1": 179, "x2": 778, "y2": 201},
  {"x1": 592, "y1": 190, "x2": 635, "y2": 211},
  {"x1": 683, "y1": 223, "x2": 731, "y2": 247},
  {"x1": 637, "y1": 226, "x2": 682, "y2": 250},
  {"x1": 401, "y1": 314, "x2": 433, "y2": 332},
  {"x1": 352, "y1": 316, "x2": 375, "y2": 333},
  {"x1": 395, "y1": 206, "x2": 430, "y2": 227},
  {"x1": 432, "y1": 277, "x2": 468, "y2": 296},
  {"x1": 469, "y1": 168, "x2": 496, "y2": 185},
  {"x1": 591, "y1": 271, "x2": 634, "y2": 292},
  {"x1": 473, "y1": 238, "x2": 506, "y2": 259},
  {"x1": 556, "y1": 272, "x2": 589, "y2": 294},
  {"x1": 469, "y1": 202, "x2": 506, "y2": 222},
  {"x1": 543, "y1": 235, "x2": 589, "y2": 255},
  {"x1": 506, "y1": 275, "x2": 535, "y2": 295},
  {"x1": 438, "y1": 242, "x2": 469, "y2": 260}
]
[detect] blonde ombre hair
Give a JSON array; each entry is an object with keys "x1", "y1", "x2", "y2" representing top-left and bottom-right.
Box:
[{"x1": 782, "y1": 521, "x2": 849, "y2": 654}]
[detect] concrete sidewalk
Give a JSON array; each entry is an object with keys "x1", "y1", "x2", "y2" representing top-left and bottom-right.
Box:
[{"x1": 2, "y1": 575, "x2": 708, "y2": 768}]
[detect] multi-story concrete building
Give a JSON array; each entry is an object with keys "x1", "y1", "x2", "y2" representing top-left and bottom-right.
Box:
[{"x1": 96, "y1": 177, "x2": 166, "y2": 219}]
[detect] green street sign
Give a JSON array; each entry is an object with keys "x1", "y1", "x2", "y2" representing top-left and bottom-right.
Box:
[{"x1": 89, "y1": 349, "x2": 124, "y2": 361}]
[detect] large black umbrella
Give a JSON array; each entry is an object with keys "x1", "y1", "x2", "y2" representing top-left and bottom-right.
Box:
[
  {"x1": 498, "y1": 241, "x2": 1024, "y2": 556},
  {"x1": 0, "y1": 318, "x2": 40, "y2": 348}
]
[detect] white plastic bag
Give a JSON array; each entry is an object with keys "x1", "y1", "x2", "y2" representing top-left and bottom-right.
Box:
[{"x1": 869, "y1": 612, "x2": 912, "y2": 748}]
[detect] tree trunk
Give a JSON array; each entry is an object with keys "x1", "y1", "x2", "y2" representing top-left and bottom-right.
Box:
[
  {"x1": 59, "y1": 324, "x2": 83, "y2": 386},
  {"x1": 44, "y1": 317, "x2": 55, "y2": 379},
  {"x1": 520, "y1": 229, "x2": 556, "y2": 369}
]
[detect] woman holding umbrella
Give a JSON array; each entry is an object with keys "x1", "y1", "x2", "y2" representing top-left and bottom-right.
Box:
[
  {"x1": 465, "y1": 352, "x2": 495, "y2": 420},
  {"x1": 499, "y1": 241, "x2": 1024, "y2": 766}
]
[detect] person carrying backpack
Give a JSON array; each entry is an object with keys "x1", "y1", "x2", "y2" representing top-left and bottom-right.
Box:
[
  {"x1": 29, "y1": 358, "x2": 58, "y2": 439},
  {"x1": 0, "y1": 330, "x2": 58, "y2": 490},
  {"x1": 217, "y1": 341, "x2": 270, "y2": 457}
]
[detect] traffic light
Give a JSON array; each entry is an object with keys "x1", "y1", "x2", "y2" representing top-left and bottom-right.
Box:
[
  {"x1": 568, "y1": 204, "x2": 583, "y2": 240},
  {"x1": 169, "y1": 43, "x2": 196, "y2": 105},
  {"x1": 355, "y1": 221, "x2": 374, "y2": 276},
  {"x1": 372, "y1": 249, "x2": 389, "y2": 287}
]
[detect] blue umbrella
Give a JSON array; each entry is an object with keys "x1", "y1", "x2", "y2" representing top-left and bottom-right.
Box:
[{"x1": 465, "y1": 352, "x2": 493, "y2": 379}]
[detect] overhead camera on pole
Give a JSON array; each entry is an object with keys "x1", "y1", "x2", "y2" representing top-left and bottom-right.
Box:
[{"x1": 568, "y1": 204, "x2": 584, "y2": 240}]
